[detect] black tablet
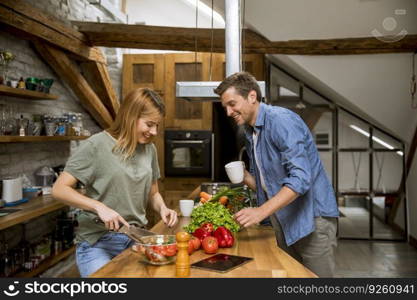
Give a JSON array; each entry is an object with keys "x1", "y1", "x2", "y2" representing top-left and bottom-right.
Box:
[{"x1": 191, "y1": 253, "x2": 253, "y2": 273}]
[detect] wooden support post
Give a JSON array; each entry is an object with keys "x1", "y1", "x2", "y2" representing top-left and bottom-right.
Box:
[
  {"x1": 34, "y1": 42, "x2": 113, "y2": 129},
  {"x1": 81, "y1": 61, "x2": 120, "y2": 118}
]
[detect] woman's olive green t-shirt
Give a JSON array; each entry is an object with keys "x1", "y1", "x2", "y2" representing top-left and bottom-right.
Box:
[{"x1": 64, "y1": 131, "x2": 160, "y2": 245}]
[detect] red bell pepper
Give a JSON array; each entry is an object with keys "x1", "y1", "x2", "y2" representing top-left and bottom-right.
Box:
[
  {"x1": 192, "y1": 227, "x2": 212, "y2": 242},
  {"x1": 213, "y1": 226, "x2": 234, "y2": 248}
]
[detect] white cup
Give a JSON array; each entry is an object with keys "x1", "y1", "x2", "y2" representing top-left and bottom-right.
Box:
[
  {"x1": 179, "y1": 199, "x2": 194, "y2": 217},
  {"x1": 225, "y1": 161, "x2": 245, "y2": 184}
]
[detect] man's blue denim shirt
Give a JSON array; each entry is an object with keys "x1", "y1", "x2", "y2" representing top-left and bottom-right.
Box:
[{"x1": 244, "y1": 103, "x2": 339, "y2": 246}]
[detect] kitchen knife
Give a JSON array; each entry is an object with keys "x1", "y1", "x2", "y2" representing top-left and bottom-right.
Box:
[{"x1": 93, "y1": 217, "x2": 156, "y2": 243}]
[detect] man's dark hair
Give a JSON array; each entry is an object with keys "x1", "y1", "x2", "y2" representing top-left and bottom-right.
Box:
[{"x1": 214, "y1": 71, "x2": 262, "y2": 102}]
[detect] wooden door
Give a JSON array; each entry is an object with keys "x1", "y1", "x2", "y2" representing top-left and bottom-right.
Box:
[
  {"x1": 164, "y1": 53, "x2": 213, "y2": 130},
  {"x1": 122, "y1": 54, "x2": 165, "y2": 179},
  {"x1": 122, "y1": 54, "x2": 165, "y2": 98}
]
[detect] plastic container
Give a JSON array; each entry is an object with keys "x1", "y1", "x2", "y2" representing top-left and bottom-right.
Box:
[{"x1": 22, "y1": 187, "x2": 41, "y2": 200}]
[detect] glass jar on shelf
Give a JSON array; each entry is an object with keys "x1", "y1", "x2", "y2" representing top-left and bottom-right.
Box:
[
  {"x1": 56, "y1": 117, "x2": 66, "y2": 136},
  {"x1": 43, "y1": 115, "x2": 57, "y2": 136},
  {"x1": 74, "y1": 113, "x2": 83, "y2": 136},
  {"x1": 31, "y1": 114, "x2": 42, "y2": 136}
]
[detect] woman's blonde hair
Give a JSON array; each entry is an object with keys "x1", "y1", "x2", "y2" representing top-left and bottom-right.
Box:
[{"x1": 107, "y1": 88, "x2": 165, "y2": 160}]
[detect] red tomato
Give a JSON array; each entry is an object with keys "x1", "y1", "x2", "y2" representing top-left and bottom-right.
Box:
[
  {"x1": 151, "y1": 245, "x2": 164, "y2": 254},
  {"x1": 162, "y1": 244, "x2": 177, "y2": 257},
  {"x1": 201, "y1": 222, "x2": 214, "y2": 233},
  {"x1": 190, "y1": 236, "x2": 201, "y2": 250},
  {"x1": 188, "y1": 240, "x2": 194, "y2": 255},
  {"x1": 145, "y1": 248, "x2": 166, "y2": 262},
  {"x1": 202, "y1": 236, "x2": 218, "y2": 254}
]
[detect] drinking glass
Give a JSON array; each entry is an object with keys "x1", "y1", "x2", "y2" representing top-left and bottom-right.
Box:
[
  {"x1": 0, "y1": 103, "x2": 6, "y2": 135},
  {"x1": 3, "y1": 104, "x2": 15, "y2": 136}
]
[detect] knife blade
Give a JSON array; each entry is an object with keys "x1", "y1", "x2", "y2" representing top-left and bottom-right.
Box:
[
  {"x1": 118, "y1": 225, "x2": 156, "y2": 242},
  {"x1": 93, "y1": 217, "x2": 156, "y2": 243}
]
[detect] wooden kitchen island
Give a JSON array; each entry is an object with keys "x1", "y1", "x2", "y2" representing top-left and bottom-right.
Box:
[{"x1": 90, "y1": 216, "x2": 317, "y2": 278}]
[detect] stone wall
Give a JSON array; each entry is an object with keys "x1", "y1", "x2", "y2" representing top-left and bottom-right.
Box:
[
  {"x1": 0, "y1": 0, "x2": 124, "y2": 182},
  {"x1": 0, "y1": 0, "x2": 124, "y2": 276}
]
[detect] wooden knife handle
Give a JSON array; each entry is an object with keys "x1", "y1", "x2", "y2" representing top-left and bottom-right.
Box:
[{"x1": 93, "y1": 217, "x2": 124, "y2": 232}]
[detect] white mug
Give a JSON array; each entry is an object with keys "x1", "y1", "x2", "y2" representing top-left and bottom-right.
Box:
[
  {"x1": 179, "y1": 199, "x2": 194, "y2": 217},
  {"x1": 225, "y1": 161, "x2": 245, "y2": 184}
]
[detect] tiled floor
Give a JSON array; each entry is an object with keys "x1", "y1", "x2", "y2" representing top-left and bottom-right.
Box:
[
  {"x1": 334, "y1": 206, "x2": 417, "y2": 277},
  {"x1": 334, "y1": 239, "x2": 417, "y2": 277},
  {"x1": 339, "y1": 207, "x2": 404, "y2": 240}
]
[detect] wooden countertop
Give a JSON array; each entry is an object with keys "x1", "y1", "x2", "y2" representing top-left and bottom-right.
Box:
[
  {"x1": 0, "y1": 194, "x2": 67, "y2": 230},
  {"x1": 90, "y1": 217, "x2": 317, "y2": 278}
]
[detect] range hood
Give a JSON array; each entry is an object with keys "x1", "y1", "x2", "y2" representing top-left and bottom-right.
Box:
[
  {"x1": 176, "y1": 81, "x2": 265, "y2": 102},
  {"x1": 176, "y1": 0, "x2": 266, "y2": 101}
]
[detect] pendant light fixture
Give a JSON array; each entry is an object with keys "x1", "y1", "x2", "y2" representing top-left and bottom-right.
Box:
[{"x1": 411, "y1": 52, "x2": 416, "y2": 109}]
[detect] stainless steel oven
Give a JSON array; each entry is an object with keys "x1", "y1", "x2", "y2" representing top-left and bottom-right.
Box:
[{"x1": 165, "y1": 130, "x2": 212, "y2": 177}]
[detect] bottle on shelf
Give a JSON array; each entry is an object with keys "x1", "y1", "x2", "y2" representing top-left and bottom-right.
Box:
[
  {"x1": 17, "y1": 77, "x2": 25, "y2": 89},
  {"x1": 1, "y1": 243, "x2": 12, "y2": 277},
  {"x1": 53, "y1": 224, "x2": 62, "y2": 255},
  {"x1": 19, "y1": 115, "x2": 25, "y2": 136}
]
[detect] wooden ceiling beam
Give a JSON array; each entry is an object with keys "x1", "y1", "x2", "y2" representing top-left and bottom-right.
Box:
[
  {"x1": 72, "y1": 22, "x2": 230, "y2": 52},
  {"x1": 34, "y1": 42, "x2": 113, "y2": 129},
  {"x1": 73, "y1": 21, "x2": 417, "y2": 55},
  {"x1": 266, "y1": 36, "x2": 417, "y2": 55},
  {"x1": 0, "y1": 0, "x2": 105, "y2": 63}
]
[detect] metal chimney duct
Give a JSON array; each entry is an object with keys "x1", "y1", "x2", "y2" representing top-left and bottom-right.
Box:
[
  {"x1": 225, "y1": 0, "x2": 241, "y2": 77},
  {"x1": 176, "y1": 0, "x2": 265, "y2": 101}
]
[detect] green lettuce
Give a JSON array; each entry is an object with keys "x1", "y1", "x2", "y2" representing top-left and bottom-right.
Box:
[{"x1": 183, "y1": 201, "x2": 240, "y2": 233}]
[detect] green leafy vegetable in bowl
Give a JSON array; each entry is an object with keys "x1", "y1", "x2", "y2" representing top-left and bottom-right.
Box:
[
  {"x1": 183, "y1": 201, "x2": 240, "y2": 234},
  {"x1": 210, "y1": 186, "x2": 251, "y2": 214}
]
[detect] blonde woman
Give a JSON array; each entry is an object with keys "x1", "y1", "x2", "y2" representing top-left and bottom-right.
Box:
[{"x1": 52, "y1": 88, "x2": 178, "y2": 277}]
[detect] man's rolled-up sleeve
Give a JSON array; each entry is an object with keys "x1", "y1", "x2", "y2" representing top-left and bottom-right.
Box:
[{"x1": 272, "y1": 115, "x2": 312, "y2": 195}]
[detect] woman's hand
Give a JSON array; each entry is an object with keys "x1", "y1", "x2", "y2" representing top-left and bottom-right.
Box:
[
  {"x1": 95, "y1": 203, "x2": 129, "y2": 231},
  {"x1": 159, "y1": 206, "x2": 178, "y2": 228}
]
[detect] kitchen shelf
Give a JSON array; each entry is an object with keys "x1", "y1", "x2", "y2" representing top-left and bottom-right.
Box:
[
  {"x1": 15, "y1": 246, "x2": 75, "y2": 278},
  {"x1": 0, "y1": 85, "x2": 58, "y2": 100},
  {"x1": 0, "y1": 136, "x2": 88, "y2": 143},
  {"x1": 0, "y1": 194, "x2": 68, "y2": 230}
]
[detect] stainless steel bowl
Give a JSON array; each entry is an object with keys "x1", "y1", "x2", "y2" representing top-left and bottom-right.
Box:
[{"x1": 200, "y1": 182, "x2": 231, "y2": 195}]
